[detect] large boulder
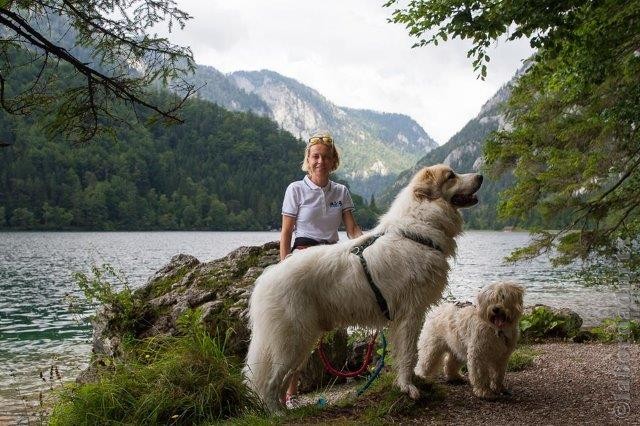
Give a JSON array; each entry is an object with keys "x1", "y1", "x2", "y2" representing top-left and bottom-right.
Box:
[
  {"x1": 85, "y1": 242, "x2": 355, "y2": 389},
  {"x1": 521, "y1": 304, "x2": 583, "y2": 340}
]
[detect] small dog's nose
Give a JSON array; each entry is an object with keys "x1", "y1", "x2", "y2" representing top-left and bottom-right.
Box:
[
  {"x1": 477, "y1": 174, "x2": 484, "y2": 184},
  {"x1": 492, "y1": 306, "x2": 500, "y2": 314}
]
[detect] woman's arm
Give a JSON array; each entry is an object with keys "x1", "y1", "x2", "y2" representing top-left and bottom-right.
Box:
[
  {"x1": 342, "y1": 210, "x2": 363, "y2": 239},
  {"x1": 280, "y1": 215, "x2": 296, "y2": 260}
]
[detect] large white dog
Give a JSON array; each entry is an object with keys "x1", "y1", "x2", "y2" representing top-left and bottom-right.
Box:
[{"x1": 245, "y1": 164, "x2": 483, "y2": 411}]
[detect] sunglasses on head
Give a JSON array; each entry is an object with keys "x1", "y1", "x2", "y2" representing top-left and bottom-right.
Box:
[{"x1": 308, "y1": 136, "x2": 333, "y2": 145}]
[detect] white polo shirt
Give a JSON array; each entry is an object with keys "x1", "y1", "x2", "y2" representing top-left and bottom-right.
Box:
[{"x1": 282, "y1": 176, "x2": 355, "y2": 243}]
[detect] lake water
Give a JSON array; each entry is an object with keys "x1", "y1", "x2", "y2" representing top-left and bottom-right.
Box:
[{"x1": 0, "y1": 230, "x2": 634, "y2": 418}]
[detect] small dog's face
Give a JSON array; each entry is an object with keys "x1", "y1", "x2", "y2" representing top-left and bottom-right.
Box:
[
  {"x1": 476, "y1": 282, "x2": 525, "y2": 329},
  {"x1": 412, "y1": 164, "x2": 483, "y2": 208}
]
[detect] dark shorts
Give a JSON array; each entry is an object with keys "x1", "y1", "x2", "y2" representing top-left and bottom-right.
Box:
[{"x1": 291, "y1": 237, "x2": 334, "y2": 251}]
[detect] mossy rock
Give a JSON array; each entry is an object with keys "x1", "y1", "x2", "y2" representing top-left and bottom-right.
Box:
[
  {"x1": 89, "y1": 242, "x2": 279, "y2": 363},
  {"x1": 520, "y1": 304, "x2": 583, "y2": 340},
  {"x1": 85, "y1": 242, "x2": 361, "y2": 388}
]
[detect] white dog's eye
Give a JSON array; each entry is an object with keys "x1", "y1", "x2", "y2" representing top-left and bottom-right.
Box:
[{"x1": 447, "y1": 172, "x2": 456, "y2": 180}]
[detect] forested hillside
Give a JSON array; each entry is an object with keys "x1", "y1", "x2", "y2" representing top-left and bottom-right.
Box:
[{"x1": 0, "y1": 53, "x2": 378, "y2": 231}]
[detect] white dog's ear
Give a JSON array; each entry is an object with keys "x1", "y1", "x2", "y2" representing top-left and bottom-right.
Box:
[{"x1": 414, "y1": 169, "x2": 441, "y2": 201}]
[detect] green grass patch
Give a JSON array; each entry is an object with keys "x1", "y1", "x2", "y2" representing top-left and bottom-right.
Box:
[
  {"x1": 357, "y1": 372, "x2": 444, "y2": 424},
  {"x1": 73, "y1": 264, "x2": 142, "y2": 334},
  {"x1": 232, "y1": 252, "x2": 261, "y2": 278},
  {"x1": 49, "y1": 311, "x2": 264, "y2": 425},
  {"x1": 507, "y1": 345, "x2": 540, "y2": 371}
]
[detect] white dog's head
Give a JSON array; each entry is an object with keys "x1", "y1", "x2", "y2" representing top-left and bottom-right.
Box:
[
  {"x1": 410, "y1": 164, "x2": 483, "y2": 208},
  {"x1": 476, "y1": 282, "x2": 525, "y2": 329}
]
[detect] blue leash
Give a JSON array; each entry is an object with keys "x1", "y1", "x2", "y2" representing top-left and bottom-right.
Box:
[{"x1": 356, "y1": 331, "x2": 387, "y2": 396}]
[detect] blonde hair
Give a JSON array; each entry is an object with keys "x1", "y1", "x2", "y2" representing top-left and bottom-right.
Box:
[{"x1": 301, "y1": 131, "x2": 340, "y2": 172}]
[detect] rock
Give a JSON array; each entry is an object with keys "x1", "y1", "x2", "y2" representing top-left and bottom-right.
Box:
[
  {"x1": 522, "y1": 304, "x2": 583, "y2": 339},
  {"x1": 84, "y1": 241, "x2": 360, "y2": 391},
  {"x1": 572, "y1": 329, "x2": 597, "y2": 343}
]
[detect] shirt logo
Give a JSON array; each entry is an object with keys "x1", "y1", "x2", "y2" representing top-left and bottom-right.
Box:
[{"x1": 329, "y1": 201, "x2": 343, "y2": 208}]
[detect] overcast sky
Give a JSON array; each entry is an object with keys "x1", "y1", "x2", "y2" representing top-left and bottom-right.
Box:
[{"x1": 164, "y1": 1, "x2": 533, "y2": 144}]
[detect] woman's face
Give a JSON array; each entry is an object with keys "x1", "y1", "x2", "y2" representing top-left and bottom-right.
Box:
[{"x1": 307, "y1": 143, "x2": 335, "y2": 181}]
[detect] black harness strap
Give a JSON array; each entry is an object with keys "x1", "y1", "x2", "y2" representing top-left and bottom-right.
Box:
[
  {"x1": 351, "y1": 234, "x2": 389, "y2": 320},
  {"x1": 400, "y1": 231, "x2": 443, "y2": 253},
  {"x1": 351, "y1": 231, "x2": 444, "y2": 321}
]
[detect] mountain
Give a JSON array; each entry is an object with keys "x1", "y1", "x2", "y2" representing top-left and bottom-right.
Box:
[
  {"x1": 378, "y1": 74, "x2": 519, "y2": 229},
  {"x1": 190, "y1": 65, "x2": 271, "y2": 116},
  {"x1": 0, "y1": 50, "x2": 380, "y2": 230},
  {"x1": 190, "y1": 67, "x2": 438, "y2": 198},
  {"x1": 17, "y1": 14, "x2": 434, "y2": 199}
]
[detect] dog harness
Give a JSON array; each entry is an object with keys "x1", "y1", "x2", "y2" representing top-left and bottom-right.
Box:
[{"x1": 350, "y1": 231, "x2": 444, "y2": 321}]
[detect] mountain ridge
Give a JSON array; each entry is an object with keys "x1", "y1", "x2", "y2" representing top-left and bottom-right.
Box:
[
  {"x1": 189, "y1": 66, "x2": 439, "y2": 197},
  {"x1": 378, "y1": 72, "x2": 520, "y2": 229}
]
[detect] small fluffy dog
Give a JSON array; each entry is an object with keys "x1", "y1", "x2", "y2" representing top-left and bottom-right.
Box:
[
  {"x1": 415, "y1": 282, "x2": 525, "y2": 399},
  {"x1": 244, "y1": 164, "x2": 483, "y2": 411}
]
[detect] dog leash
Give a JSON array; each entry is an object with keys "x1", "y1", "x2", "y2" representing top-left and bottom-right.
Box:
[
  {"x1": 317, "y1": 331, "x2": 378, "y2": 378},
  {"x1": 316, "y1": 330, "x2": 387, "y2": 406},
  {"x1": 350, "y1": 231, "x2": 444, "y2": 321}
]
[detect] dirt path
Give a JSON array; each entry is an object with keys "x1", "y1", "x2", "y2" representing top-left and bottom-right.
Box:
[{"x1": 296, "y1": 343, "x2": 640, "y2": 425}]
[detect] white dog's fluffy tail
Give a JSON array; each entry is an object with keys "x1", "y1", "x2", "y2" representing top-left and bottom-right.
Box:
[{"x1": 243, "y1": 331, "x2": 271, "y2": 399}]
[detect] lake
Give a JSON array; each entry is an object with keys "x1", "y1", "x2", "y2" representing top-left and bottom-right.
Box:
[{"x1": 0, "y1": 230, "x2": 631, "y2": 417}]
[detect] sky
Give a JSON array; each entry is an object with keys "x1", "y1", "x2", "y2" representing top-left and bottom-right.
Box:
[{"x1": 162, "y1": 1, "x2": 533, "y2": 144}]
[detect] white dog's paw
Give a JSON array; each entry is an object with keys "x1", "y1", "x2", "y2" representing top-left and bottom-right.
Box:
[
  {"x1": 413, "y1": 368, "x2": 427, "y2": 380},
  {"x1": 400, "y1": 383, "x2": 421, "y2": 400},
  {"x1": 473, "y1": 388, "x2": 498, "y2": 400}
]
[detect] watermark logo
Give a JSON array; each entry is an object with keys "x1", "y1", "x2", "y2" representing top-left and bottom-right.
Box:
[{"x1": 610, "y1": 242, "x2": 637, "y2": 420}]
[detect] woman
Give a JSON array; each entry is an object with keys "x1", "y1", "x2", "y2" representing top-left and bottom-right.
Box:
[{"x1": 279, "y1": 131, "x2": 362, "y2": 407}]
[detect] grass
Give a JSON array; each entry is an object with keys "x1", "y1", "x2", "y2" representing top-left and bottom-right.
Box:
[
  {"x1": 357, "y1": 373, "x2": 444, "y2": 424},
  {"x1": 507, "y1": 345, "x2": 540, "y2": 371},
  {"x1": 212, "y1": 370, "x2": 445, "y2": 425},
  {"x1": 49, "y1": 311, "x2": 265, "y2": 425},
  {"x1": 147, "y1": 265, "x2": 190, "y2": 298}
]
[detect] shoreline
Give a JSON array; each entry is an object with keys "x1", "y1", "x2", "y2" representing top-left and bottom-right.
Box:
[{"x1": 3, "y1": 341, "x2": 638, "y2": 425}]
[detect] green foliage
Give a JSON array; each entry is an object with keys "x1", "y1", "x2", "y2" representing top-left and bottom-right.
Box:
[
  {"x1": 49, "y1": 310, "x2": 265, "y2": 425},
  {"x1": 386, "y1": 0, "x2": 640, "y2": 286},
  {"x1": 0, "y1": 69, "x2": 379, "y2": 231},
  {"x1": 350, "y1": 191, "x2": 381, "y2": 230},
  {"x1": 519, "y1": 306, "x2": 565, "y2": 340},
  {"x1": 0, "y1": 87, "x2": 312, "y2": 230},
  {"x1": 519, "y1": 306, "x2": 581, "y2": 340},
  {"x1": 483, "y1": 1, "x2": 640, "y2": 283},
  {"x1": 73, "y1": 264, "x2": 140, "y2": 334},
  {"x1": 591, "y1": 317, "x2": 640, "y2": 343},
  {"x1": 0, "y1": 2, "x2": 194, "y2": 143},
  {"x1": 507, "y1": 345, "x2": 539, "y2": 372}
]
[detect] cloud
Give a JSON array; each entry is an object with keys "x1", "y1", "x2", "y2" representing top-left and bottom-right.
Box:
[{"x1": 165, "y1": 0, "x2": 533, "y2": 144}]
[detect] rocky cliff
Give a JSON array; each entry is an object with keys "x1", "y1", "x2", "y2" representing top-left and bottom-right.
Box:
[
  {"x1": 378, "y1": 68, "x2": 527, "y2": 229},
  {"x1": 189, "y1": 67, "x2": 438, "y2": 198}
]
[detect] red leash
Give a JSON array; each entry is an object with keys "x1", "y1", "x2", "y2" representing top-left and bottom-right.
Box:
[{"x1": 316, "y1": 332, "x2": 378, "y2": 378}]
